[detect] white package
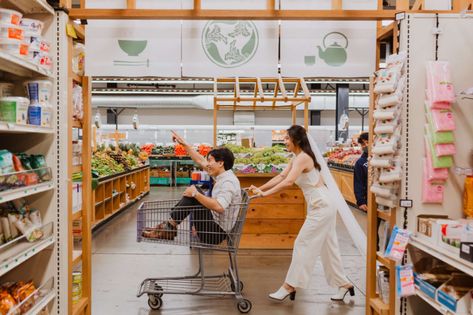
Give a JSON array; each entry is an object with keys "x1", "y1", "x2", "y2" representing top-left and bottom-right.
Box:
[
  {"x1": 379, "y1": 158, "x2": 403, "y2": 183},
  {"x1": 370, "y1": 154, "x2": 394, "y2": 168},
  {"x1": 374, "y1": 114, "x2": 401, "y2": 135}
]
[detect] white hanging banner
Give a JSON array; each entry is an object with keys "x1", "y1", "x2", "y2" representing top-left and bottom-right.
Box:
[
  {"x1": 85, "y1": 20, "x2": 181, "y2": 77},
  {"x1": 182, "y1": 20, "x2": 279, "y2": 77},
  {"x1": 280, "y1": 21, "x2": 376, "y2": 78}
]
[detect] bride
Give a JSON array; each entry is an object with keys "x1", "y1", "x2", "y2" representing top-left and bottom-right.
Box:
[{"x1": 250, "y1": 125, "x2": 355, "y2": 302}]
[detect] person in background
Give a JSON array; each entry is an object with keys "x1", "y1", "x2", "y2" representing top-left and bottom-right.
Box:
[{"x1": 354, "y1": 132, "x2": 369, "y2": 212}]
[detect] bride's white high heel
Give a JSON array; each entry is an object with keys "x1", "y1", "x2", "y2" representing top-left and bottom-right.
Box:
[
  {"x1": 331, "y1": 286, "x2": 355, "y2": 301},
  {"x1": 268, "y1": 286, "x2": 296, "y2": 301}
]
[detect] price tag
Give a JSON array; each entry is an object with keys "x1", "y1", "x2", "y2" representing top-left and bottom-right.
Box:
[
  {"x1": 66, "y1": 23, "x2": 78, "y2": 39},
  {"x1": 400, "y1": 199, "x2": 413, "y2": 208}
]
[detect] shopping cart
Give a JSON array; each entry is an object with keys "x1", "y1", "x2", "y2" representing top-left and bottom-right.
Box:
[{"x1": 136, "y1": 189, "x2": 253, "y2": 313}]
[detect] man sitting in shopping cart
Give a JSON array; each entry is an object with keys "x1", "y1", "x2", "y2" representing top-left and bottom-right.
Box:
[{"x1": 142, "y1": 131, "x2": 242, "y2": 245}]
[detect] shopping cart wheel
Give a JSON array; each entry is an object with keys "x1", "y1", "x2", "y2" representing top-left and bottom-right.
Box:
[
  {"x1": 237, "y1": 299, "x2": 252, "y2": 313},
  {"x1": 231, "y1": 280, "x2": 244, "y2": 292},
  {"x1": 148, "y1": 295, "x2": 163, "y2": 310},
  {"x1": 154, "y1": 284, "x2": 164, "y2": 297}
]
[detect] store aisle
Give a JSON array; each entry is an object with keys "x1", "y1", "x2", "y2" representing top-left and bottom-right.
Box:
[{"x1": 92, "y1": 187, "x2": 367, "y2": 315}]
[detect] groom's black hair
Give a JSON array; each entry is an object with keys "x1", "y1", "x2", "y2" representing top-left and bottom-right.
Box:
[{"x1": 207, "y1": 147, "x2": 235, "y2": 171}]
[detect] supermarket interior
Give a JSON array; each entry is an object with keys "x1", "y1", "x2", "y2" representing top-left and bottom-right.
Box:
[{"x1": 0, "y1": 1, "x2": 472, "y2": 315}]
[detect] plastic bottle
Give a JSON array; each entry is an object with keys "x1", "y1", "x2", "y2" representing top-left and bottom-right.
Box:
[{"x1": 27, "y1": 101, "x2": 41, "y2": 126}]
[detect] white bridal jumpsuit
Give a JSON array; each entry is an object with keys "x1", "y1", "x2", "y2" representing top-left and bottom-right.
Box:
[{"x1": 285, "y1": 168, "x2": 350, "y2": 289}]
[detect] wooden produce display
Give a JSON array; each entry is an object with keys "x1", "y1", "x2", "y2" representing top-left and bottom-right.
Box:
[
  {"x1": 329, "y1": 167, "x2": 357, "y2": 206},
  {"x1": 237, "y1": 174, "x2": 306, "y2": 249},
  {"x1": 92, "y1": 166, "x2": 150, "y2": 228}
]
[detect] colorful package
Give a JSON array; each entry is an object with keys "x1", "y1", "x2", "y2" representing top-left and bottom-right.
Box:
[
  {"x1": 379, "y1": 158, "x2": 403, "y2": 183},
  {"x1": 396, "y1": 264, "x2": 415, "y2": 297},
  {"x1": 372, "y1": 130, "x2": 400, "y2": 156},
  {"x1": 374, "y1": 68, "x2": 401, "y2": 94},
  {"x1": 374, "y1": 114, "x2": 401, "y2": 135},
  {"x1": 385, "y1": 225, "x2": 411, "y2": 262},
  {"x1": 424, "y1": 135, "x2": 453, "y2": 169},
  {"x1": 424, "y1": 155, "x2": 448, "y2": 183},
  {"x1": 435, "y1": 143, "x2": 456, "y2": 157},
  {"x1": 430, "y1": 109, "x2": 455, "y2": 132},
  {"x1": 426, "y1": 121, "x2": 455, "y2": 145},
  {"x1": 426, "y1": 61, "x2": 456, "y2": 106},
  {"x1": 422, "y1": 160, "x2": 445, "y2": 203}
]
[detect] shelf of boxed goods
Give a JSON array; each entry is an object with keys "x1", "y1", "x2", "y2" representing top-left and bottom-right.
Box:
[
  {"x1": 0, "y1": 51, "x2": 53, "y2": 78},
  {"x1": 3, "y1": 0, "x2": 55, "y2": 15},
  {"x1": 0, "y1": 181, "x2": 54, "y2": 204},
  {"x1": 0, "y1": 221, "x2": 54, "y2": 277},
  {"x1": 0, "y1": 122, "x2": 54, "y2": 134},
  {"x1": 409, "y1": 235, "x2": 473, "y2": 278},
  {"x1": 415, "y1": 288, "x2": 453, "y2": 315}
]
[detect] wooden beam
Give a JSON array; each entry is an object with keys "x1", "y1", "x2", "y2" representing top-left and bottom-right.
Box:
[
  {"x1": 332, "y1": 0, "x2": 343, "y2": 10},
  {"x1": 215, "y1": 97, "x2": 309, "y2": 102},
  {"x1": 213, "y1": 100, "x2": 217, "y2": 147},
  {"x1": 72, "y1": 23, "x2": 85, "y2": 40},
  {"x1": 292, "y1": 107, "x2": 297, "y2": 125},
  {"x1": 377, "y1": 23, "x2": 394, "y2": 41},
  {"x1": 453, "y1": 0, "x2": 472, "y2": 10},
  {"x1": 80, "y1": 0, "x2": 85, "y2": 9},
  {"x1": 272, "y1": 80, "x2": 279, "y2": 108},
  {"x1": 293, "y1": 80, "x2": 301, "y2": 99},
  {"x1": 194, "y1": 0, "x2": 201, "y2": 10},
  {"x1": 61, "y1": 0, "x2": 72, "y2": 9},
  {"x1": 300, "y1": 78, "x2": 311, "y2": 100},
  {"x1": 68, "y1": 9, "x2": 398, "y2": 20},
  {"x1": 267, "y1": 0, "x2": 276, "y2": 10},
  {"x1": 304, "y1": 102, "x2": 309, "y2": 130},
  {"x1": 234, "y1": 77, "x2": 240, "y2": 111},
  {"x1": 411, "y1": 0, "x2": 423, "y2": 10},
  {"x1": 395, "y1": 0, "x2": 410, "y2": 10},
  {"x1": 127, "y1": 0, "x2": 136, "y2": 9},
  {"x1": 393, "y1": 21, "x2": 399, "y2": 55},
  {"x1": 278, "y1": 76, "x2": 288, "y2": 102}
]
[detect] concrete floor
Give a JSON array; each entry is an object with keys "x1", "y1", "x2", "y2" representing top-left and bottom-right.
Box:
[{"x1": 92, "y1": 187, "x2": 367, "y2": 315}]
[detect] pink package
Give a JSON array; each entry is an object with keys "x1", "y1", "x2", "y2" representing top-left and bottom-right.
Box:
[
  {"x1": 422, "y1": 161, "x2": 445, "y2": 203},
  {"x1": 424, "y1": 155, "x2": 448, "y2": 182},
  {"x1": 431, "y1": 109, "x2": 455, "y2": 131},
  {"x1": 435, "y1": 143, "x2": 456, "y2": 157},
  {"x1": 426, "y1": 61, "x2": 456, "y2": 107},
  {"x1": 426, "y1": 89, "x2": 451, "y2": 110}
]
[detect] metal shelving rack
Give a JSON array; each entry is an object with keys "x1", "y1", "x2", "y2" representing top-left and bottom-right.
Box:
[{"x1": 0, "y1": 1, "x2": 61, "y2": 314}]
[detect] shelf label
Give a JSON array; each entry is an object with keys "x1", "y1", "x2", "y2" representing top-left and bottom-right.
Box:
[{"x1": 400, "y1": 199, "x2": 413, "y2": 208}]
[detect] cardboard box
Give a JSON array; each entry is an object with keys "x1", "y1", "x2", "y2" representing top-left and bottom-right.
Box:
[
  {"x1": 437, "y1": 274, "x2": 473, "y2": 313},
  {"x1": 417, "y1": 214, "x2": 449, "y2": 239}
]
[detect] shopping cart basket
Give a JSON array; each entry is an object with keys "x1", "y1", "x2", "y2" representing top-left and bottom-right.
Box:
[{"x1": 136, "y1": 189, "x2": 253, "y2": 313}]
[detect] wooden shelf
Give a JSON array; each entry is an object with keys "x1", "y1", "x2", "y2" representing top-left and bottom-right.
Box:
[
  {"x1": 73, "y1": 24, "x2": 85, "y2": 40},
  {"x1": 72, "y1": 210, "x2": 82, "y2": 221},
  {"x1": 0, "y1": 123, "x2": 54, "y2": 134},
  {"x1": 377, "y1": 210, "x2": 391, "y2": 221},
  {"x1": 72, "y1": 250, "x2": 82, "y2": 267},
  {"x1": 376, "y1": 252, "x2": 395, "y2": 269},
  {"x1": 369, "y1": 297, "x2": 390, "y2": 315},
  {"x1": 72, "y1": 297, "x2": 88, "y2": 315},
  {"x1": 3, "y1": 0, "x2": 54, "y2": 15},
  {"x1": 72, "y1": 118, "x2": 83, "y2": 129},
  {"x1": 72, "y1": 73, "x2": 83, "y2": 84},
  {"x1": 410, "y1": 235, "x2": 473, "y2": 277},
  {"x1": 0, "y1": 51, "x2": 53, "y2": 78},
  {"x1": 72, "y1": 165, "x2": 82, "y2": 174}
]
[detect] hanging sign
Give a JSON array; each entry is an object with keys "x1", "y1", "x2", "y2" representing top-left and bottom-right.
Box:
[
  {"x1": 85, "y1": 20, "x2": 181, "y2": 77},
  {"x1": 182, "y1": 20, "x2": 279, "y2": 77},
  {"x1": 280, "y1": 21, "x2": 376, "y2": 78}
]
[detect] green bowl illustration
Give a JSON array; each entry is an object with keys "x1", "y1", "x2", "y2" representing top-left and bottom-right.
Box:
[{"x1": 118, "y1": 40, "x2": 148, "y2": 56}]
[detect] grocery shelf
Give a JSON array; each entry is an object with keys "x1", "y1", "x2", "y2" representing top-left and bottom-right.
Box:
[
  {"x1": 369, "y1": 297, "x2": 390, "y2": 314},
  {"x1": 72, "y1": 297, "x2": 88, "y2": 315},
  {"x1": 72, "y1": 250, "x2": 82, "y2": 267},
  {"x1": 0, "y1": 222, "x2": 54, "y2": 277},
  {"x1": 376, "y1": 252, "x2": 395, "y2": 269},
  {"x1": 0, "y1": 123, "x2": 54, "y2": 134},
  {"x1": 3, "y1": 0, "x2": 55, "y2": 15},
  {"x1": 72, "y1": 210, "x2": 82, "y2": 221},
  {"x1": 17, "y1": 277, "x2": 55, "y2": 315},
  {"x1": 410, "y1": 236, "x2": 473, "y2": 277},
  {"x1": 415, "y1": 289, "x2": 453, "y2": 315},
  {"x1": 0, "y1": 51, "x2": 53, "y2": 78},
  {"x1": 0, "y1": 182, "x2": 54, "y2": 204}
]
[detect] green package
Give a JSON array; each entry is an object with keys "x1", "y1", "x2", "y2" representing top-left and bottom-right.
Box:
[
  {"x1": 425, "y1": 118, "x2": 454, "y2": 144},
  {"x1": 424, "y1": 134, "x2": 453, "y2": 168}
]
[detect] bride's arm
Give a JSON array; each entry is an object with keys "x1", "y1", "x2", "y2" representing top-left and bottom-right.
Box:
[
  {"x1": 260, "y1": 155, "x2": 307, "y2": 197},
  {"x1": 256, "y1": 159, "x2": 293, "y2": 191}
]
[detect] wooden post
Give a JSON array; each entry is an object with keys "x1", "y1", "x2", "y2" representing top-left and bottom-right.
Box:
[
  {"x1": 194, "y1": 0, "x2": 201, "y2": 11},
  {"x1": 67, "y1": 35, "x2": 74, "y2": 315},
  {"x1": 291, "y1": 106, "x2": 297, "y2": 125},
  {"x1": 453, "y1": 0, "x2": 471, "y2": 10},
  {"x1": 127, "y1": 0, "x2": 136, "y2": 9},
  {"x1": 60, "y1": 0, "x2": 72, "y2": 9},
  {"x1": 81, "y1": 76, "x2": 93, "y2": 315},
  {"x1": 332, "y1": 0, "x2": 343, "y2": 9},
  {"x1": 396, "y1": 0, "x2": 410, "y2": 10},
  {"x1": 267, "y1": 0, "x2": 276, "y2": 10},
  {"x1": 411, "y1": 0, "x2": 424, "y2": 10},
  {"x1": 213, "y1": 100, "x2": 218, "y2": 147},
  {"x1": 304, "y1": 102, "x2": 309, "y2": 130}
]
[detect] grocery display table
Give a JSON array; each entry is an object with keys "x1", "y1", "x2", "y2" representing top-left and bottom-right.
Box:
[{"x1": 236, "y1": 173, "x2": 306, "y2": 249}]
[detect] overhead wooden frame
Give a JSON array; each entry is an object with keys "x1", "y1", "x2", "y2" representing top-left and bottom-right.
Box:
[{"x1": 212, "y1": 77, "x2": 310, "y2": 146}]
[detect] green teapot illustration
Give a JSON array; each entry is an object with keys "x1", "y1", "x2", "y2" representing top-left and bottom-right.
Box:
[{"x1": 317, "y1": 32, "x2": 348, "y2": 67}]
